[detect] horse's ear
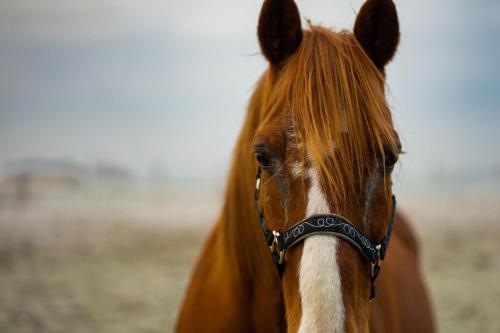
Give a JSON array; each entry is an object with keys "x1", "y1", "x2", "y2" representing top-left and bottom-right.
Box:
[
  {"x1": 258, "y1": 0, "x2": 303, "y2": 66},
  {"x1": 354, "y1": 0, "x2": 400, "y2": 70}
]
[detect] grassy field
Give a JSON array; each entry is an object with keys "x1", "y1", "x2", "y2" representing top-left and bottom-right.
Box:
[
  {"x1": 1, "y1": 194, "x2": 500, "y2": 332},
  {"x1": 0, "y1": 218, "x2": 205, "y2": 333}
]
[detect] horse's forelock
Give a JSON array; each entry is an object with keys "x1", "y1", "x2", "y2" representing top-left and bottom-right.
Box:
[{"x1": 263, "y1": 26, "x2": 400, "y2": 207}]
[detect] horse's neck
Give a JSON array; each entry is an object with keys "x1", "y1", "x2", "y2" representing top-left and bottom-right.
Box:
[
  {"x1": 219, "y1": 144, "x2": 274, "y2": 284},
  {"x1": 213, "y1": 153, "x2": 285, "y2": 331},
  {"x1": 176, "y1": 158, "x2": 283, "y2": 332},
  {"x1": 178, "y1": 78, "x2": 284, "y2": 331}
]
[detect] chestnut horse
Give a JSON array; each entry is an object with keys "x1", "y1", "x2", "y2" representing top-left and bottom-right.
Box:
[{"x1": 176, "y1": 0, "x2": 434, "y2": 332}]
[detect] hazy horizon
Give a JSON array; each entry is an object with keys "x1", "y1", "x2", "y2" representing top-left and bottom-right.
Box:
[{"x1": 1, "y1": 0, "x2": 499, "y2": 194}]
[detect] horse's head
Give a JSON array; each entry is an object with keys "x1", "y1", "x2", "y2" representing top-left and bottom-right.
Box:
[{"x1": 253, "y1": 0, "x2": 401, "y2": 331}]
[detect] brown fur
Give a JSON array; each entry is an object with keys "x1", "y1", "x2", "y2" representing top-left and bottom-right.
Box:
[
  {"x1": 176, "y1": 73, "x2": 285, "y2": 333},
  {"x1": 176, "y1": 1, "x2": 434, "y2": 332},
  {"x1": 392, "y1": 211, "x2": 420, "y2": 257},
  {"x1": 256, "y1": 26, "x2": 400, "y2": 211}
]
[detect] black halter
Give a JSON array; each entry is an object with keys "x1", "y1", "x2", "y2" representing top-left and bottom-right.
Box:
[{"x1": 254, "y1": 167, "x2": 396, "y2": 300}]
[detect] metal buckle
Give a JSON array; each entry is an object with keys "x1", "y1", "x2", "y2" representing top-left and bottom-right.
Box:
[
  {"x1": 370, "y1": 244, "x2": 382, "y2": 278},
  {"x1": 270, "y1": 230, "x2": 285, "y2": 264},
  {"x1": 369, "y1": 244, "x2": 383, "y2": 302}
]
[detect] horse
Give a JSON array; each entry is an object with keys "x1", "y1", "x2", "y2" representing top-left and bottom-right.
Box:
[{"x1": 176, "y1": 0, "x2": 435, "y2": 332}]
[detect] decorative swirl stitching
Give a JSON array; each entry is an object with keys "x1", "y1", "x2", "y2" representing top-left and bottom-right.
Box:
[{"x1": 282, "y1": 216, "x2": 375, "y2": 252}]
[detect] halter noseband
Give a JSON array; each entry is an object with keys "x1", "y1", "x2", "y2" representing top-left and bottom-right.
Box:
[{"x1": 254, "y1": 167, "x2": 396, "y2": 300}]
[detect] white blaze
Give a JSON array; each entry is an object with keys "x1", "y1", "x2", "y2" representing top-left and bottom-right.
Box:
[{"x1": 298, "y1": 168, "x2": 344, "y2": 333}]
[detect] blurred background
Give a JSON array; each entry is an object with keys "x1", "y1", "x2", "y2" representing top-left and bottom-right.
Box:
[{"x1": 0, "y1": 0, "x2": 499, "y2": 332}]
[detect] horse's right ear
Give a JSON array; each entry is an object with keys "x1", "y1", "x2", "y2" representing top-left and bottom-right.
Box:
[{"x1": 258, "y1": 0, "x2": 303, "y2": 66}]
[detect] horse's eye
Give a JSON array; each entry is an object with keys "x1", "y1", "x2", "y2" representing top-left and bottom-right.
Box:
[
  {"x1": 255, "y1": 151, "x2": 274, "y2": 170},
  {"x1": 254, "y1": 143, "x2": 275, "y2": 173},
  {"x1": 384, "y1": 150, "x2": 398, "y2": 171}
]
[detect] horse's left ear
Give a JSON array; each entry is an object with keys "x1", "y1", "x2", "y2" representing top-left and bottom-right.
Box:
[
  {"x1": 258, "y1": 0, "x2": 303, "y2": 66},
  {"x1": 354, "y1": 0, "x2": 400, "y2": 70}
]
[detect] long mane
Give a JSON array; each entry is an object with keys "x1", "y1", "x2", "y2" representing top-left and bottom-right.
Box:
[
  {"x1": 220, "y1": 25, "x2": 400, "y2": 278},
  {"x1": 265, "y1": 26, "x2": 400, "y2": 204}
]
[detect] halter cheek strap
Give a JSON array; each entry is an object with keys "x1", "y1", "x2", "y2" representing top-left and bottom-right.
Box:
[{"x1": 254, "y1": 167, "x2": 396, "y2": 300}]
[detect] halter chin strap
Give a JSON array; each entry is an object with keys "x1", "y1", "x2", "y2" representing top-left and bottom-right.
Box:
[{"x1": 254, "y1": 167, "x2": 396, "y2": 300}]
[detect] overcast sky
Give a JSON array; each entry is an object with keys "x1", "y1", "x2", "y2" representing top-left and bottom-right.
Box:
[{"x1": 0, "y1": 0, "x2": 499, "y2": 192}]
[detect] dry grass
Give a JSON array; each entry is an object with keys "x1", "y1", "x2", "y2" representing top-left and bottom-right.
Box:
[
  {"x1": 1, "y1": 193, "x2": 500, "y2": 332},
  {"x1": 420, "y1": 226, "x2": 500, "y2": 333},
  {"x1": 0, "y1": 216, "x2": 206, "y2": 333}
]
